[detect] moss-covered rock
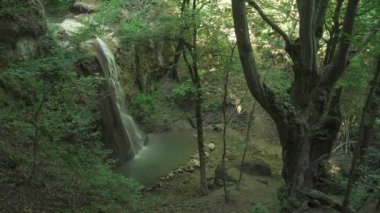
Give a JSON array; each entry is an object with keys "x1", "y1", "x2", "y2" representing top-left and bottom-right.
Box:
[{"x1": 0, "y1": 0, "x2": 47, "y2": 67}]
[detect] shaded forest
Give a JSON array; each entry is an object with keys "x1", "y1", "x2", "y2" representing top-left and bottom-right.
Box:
[{"x1": 0, "y1": 0, "x2": 379, "y2": 212}]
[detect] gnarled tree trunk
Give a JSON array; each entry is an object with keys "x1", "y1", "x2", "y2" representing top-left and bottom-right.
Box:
[{"x1": 231, "y1": 0, "x2": 361, "y2": 207}]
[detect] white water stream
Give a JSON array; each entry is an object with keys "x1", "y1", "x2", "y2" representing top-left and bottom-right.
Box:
[{"x1": 96, "y1": 37, "x2": 144, "y2": 154}]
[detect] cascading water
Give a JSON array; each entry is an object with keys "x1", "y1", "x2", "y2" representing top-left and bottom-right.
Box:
[
  {"x1": 94, "y1": 37, "x2": 197, "y2": 186},
  {"x1": 95, "y1": 37, "x2": 144, "y2": 155}
]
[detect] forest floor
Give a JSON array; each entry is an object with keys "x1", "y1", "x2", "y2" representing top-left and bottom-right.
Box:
[{"x1": 146, "y1": 127, "x2": 285, "y2": 213}]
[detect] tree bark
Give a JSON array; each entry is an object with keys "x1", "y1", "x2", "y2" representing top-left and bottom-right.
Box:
[{"x1": 222, "y1": 70, "x2": 229, "y2": 201}]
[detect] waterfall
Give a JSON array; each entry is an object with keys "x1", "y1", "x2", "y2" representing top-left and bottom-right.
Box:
[{"x1": 95, "y1": 37, "x2": 144, "y2": 155}]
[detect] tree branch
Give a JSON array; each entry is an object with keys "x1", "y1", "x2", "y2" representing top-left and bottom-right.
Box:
[
  {"x1": 232, "y1": 0, "x2": 273, "y2": 111},
  {"x1": 325, "y1": 0, "x2": 360, "y2": 87},
  {"x1": 297, "y1": 0, "x2": 317, "y2": 73},
  {"x1": 323, "y1": 0, "x2": 344, "y2": 66},
  {"x1": 246, "y1": 0, "x2": 292, "y2": 45},
  {"x1": 315, "y1": 0, "x2": 330, "y2": 42}
]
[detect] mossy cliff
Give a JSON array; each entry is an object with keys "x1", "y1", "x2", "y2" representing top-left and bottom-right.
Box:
[{"x1": 0, "y1": 0, "x2": 47, "y2": 68}]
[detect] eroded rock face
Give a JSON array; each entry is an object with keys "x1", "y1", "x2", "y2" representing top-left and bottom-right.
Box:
[{"x1": 0, "y1": 0, "x2": 47, "y2": 67}]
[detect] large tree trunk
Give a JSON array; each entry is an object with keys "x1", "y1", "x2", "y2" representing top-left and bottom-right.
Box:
[
  {"x1": 276, "y1": 99, "x2": 341, "y2": 194},
  {"x1": 232, "y1": 0, "x2": 359, "y2": 205}
]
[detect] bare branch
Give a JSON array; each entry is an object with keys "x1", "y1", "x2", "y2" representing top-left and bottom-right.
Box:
[{"x1": 246, "y1": 0, "x2": 292, "y2": 45}]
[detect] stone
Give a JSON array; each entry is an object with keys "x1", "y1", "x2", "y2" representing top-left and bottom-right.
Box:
[
  {"x1": 58, "y1": 19, "x2": 84, "y2": 36},
  {"x1": 204, "y1": 151, "x2": 209, "y2": 158},
  {"x1": 185, "y1": 166, "x2": 195, "y2": 172},
  {"x1": 70, "y1": 2, "x2": 97, "y2": 14},
  {"x1": 168, "y1": 172, "x2": 175, "y2": 179},
  {"x1": 242, "y1": 160, "x2": 272, "y2": 177},
  {"x1": 189, "y1": 159, "x2": 200, "y2": 168},
  {"x1": 191, "y1": 153, "x2": 199, "y2": 160},
  {"x1": 208, "y1": 143, "x2": 216, "y2": 151}
]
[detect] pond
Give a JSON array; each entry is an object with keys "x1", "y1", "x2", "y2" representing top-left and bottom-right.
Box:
[{"x1": 116, "y1": 132, "x2": 197, "y2": 186}]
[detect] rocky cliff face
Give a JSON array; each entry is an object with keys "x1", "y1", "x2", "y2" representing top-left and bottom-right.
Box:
[
  {"x1": 0, "y1": 0, "x2": 47, "y2": 68},
  {"x1": 78, "y1": 55, "x2": 135, "y2": 162},
  {"x1": 116, "y1": 41, "x2": 174, "y2": 96}
]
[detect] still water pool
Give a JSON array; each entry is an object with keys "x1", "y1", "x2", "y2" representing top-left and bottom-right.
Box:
[{"x1": 116, "y1": 133, "x2": 197, "y2": 186}]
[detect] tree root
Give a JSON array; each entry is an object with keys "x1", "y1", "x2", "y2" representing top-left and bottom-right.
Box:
[{"x1": 301, "y1": 189, "x2": 356, "y2": 213}]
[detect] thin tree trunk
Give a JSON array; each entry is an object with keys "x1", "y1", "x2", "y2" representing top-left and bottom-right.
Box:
[
  {"x1": 236, "y1": 103, "x2": 255, "y2": 188},
  {"x1": 169, "y1": 0, "x2": 190, "y2": 80},
  {"x1": 220, "y1": 43, "x2": 237, "y2": 201},
  {"x1": 28, "y1": 89, "x2": 49, "y2": 183},
  {"x1": 221, "y1": 70, "x2": 230, "y2": 201},
  {"x1": 191, "y1": 0, "x2": 208, "y2": 195},
  {"x1": 342, "y1": 55, "x2": 380, "y2": 212}
]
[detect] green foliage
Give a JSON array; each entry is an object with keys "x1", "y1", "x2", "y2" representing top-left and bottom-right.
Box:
[
  {"x1": 262, "y1": 68, "x2": 292, "y2": 100},
  {"x1": 0, "y1": 45, "x2": 143, "y2": 211},
  {"x1": 250, "y1": 203, "x2": 269, "y2": 213},
  {"x1": 94, "y1": 0, "x2": 176, "y2": 44},
  {"x1": 94, "y1": 0, "x2": 131, "y2": 24},
  {"x1": 120, "y1": 15, "x2": 151, "y2": 42},
  {"x1": 338, "y1": 56, "x2": 372, "y2": 116},
  {"x1": 276, "y1": 185, "x2": 291, "y2": 211},
  {"x1": 170, "y1": 80, "x2": 196, "y2": 110},
  {"x1": 330, "y1": 147, "x2": 380, "y2": 210},
  {"x1": 0, "y1": 0, "x2": 29, "y2": 16},
  {"x1": 131, "y1": 90, "x2": 158, "y2": 124}
]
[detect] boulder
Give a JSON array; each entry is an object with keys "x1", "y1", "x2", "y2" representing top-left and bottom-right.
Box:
[
  {"x1": 70, "y1": 2, "x2": 97, "y2": 14},
  {"x1": 208, "y1": 143, "x2": 216, "y2": 151},
  {"x1": 242, "y1": 160, "x2": 272, "y2": 177},
  {"x1": 58, "y1": 19, "x2": 84, "y2": 36}
]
